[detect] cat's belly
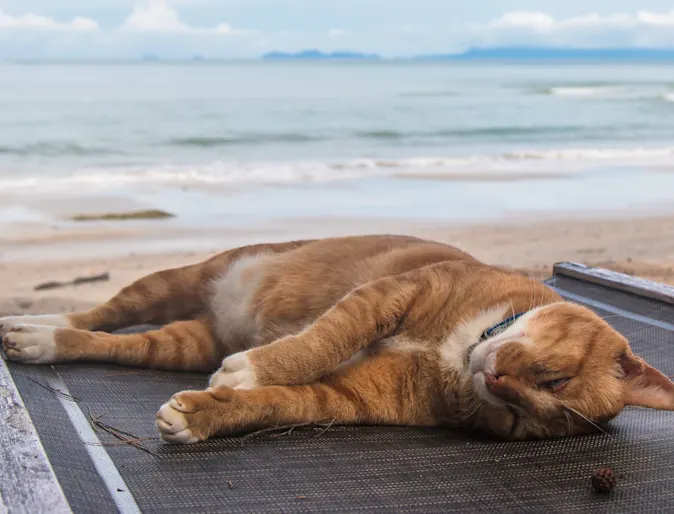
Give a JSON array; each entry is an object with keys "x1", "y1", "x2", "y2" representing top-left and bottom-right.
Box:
[{"x1": 207, "y1": 252, "x2": 275, "y2": 351}]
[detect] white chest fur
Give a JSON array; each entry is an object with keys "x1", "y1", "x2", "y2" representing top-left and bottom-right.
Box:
[
  {"x1": 439, "y1": 304, "x2": 510, "y2": 375},
  {"x1": 208, "y1": 253, "x2": 273, "y2": 347}
]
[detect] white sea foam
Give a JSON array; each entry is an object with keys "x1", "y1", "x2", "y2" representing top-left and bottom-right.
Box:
[
  {"x1": 2, "y1": 146, "x2": 674, "y2": 192},
  {"x1": 548, "y1": 86, "x2": 625, "y2": 98},
  {"x1": 547, "y1": 85, "x2": 669, "y2": 100},
  {"x1": 502, "y1": 146, "x2": 674, "y2": 161}
]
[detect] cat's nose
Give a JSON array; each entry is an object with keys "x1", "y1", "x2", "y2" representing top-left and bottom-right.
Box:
[
  {"x1": 484, "y1": 373, "x2": 524, "y2": 404},
  {"x1": 484, "y1": 373, "x2": 504, "y2": 385}
]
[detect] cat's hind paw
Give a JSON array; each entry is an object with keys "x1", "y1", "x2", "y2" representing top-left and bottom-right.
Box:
[
  {"x1": 0, "y1": 314, "x2": 70, "y2": 338},
  {"x1": 1, "y1": 324, "x2": 58, "y2": 364}
]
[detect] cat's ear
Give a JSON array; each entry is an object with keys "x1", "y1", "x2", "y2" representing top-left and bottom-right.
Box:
[{"x1": 619, "y1": 353, "x2": 674, "y2": 410}]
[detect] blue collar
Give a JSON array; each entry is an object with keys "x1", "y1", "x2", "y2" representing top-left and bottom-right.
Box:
[{"x1": 480, "y1": 313, "x2": 525, "y2": 341}]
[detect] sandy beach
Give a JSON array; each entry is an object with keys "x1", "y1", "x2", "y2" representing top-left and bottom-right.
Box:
[{"x1": 2, "y1": 212, "x2": 674, "y2": 318}]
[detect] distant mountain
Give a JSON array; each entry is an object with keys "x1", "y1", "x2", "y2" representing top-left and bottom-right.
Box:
[
  {"x1": 418, "y1": 47, "x2": 674, "y2": 61},
  {"x1": 261, "y1": 47, "x2": 674, "y2": 62},
  {"x1": 262, "y1": 50, "x2": 381, "y2": 60}
]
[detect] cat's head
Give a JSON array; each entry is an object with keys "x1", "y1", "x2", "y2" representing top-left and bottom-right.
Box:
[{"x1": 468, "y1": 302, "x2": 674, "y2": 439}]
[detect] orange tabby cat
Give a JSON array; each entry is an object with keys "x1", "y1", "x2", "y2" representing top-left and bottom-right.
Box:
[{"x1": 2, "y1": 235, "x2": 673, "y2": 444}]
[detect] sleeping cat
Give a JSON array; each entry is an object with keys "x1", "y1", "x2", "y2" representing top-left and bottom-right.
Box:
[{"x1": 1, "y1": 235, "x2": 673, "y2": 444}]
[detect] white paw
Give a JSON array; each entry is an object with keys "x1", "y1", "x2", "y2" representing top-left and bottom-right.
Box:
[
  {"x1": 0, "y1": 314, "x2": 70, "y2": 338},
  {"x1": 1, "y1": 324, "x2": 58, "y2": 364},
  {"x1": 155, "y1": 398, "x2": 201, "y2": 444},
  {"x1": 209, "y1": 350, "x2": 258, "y2": 390}
]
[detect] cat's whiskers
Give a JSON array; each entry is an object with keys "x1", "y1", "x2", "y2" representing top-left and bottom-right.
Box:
[
  {"x1": 578, "y1": 314, "x2": 624, "y2": 333},
  {"x1": 535, "y1": 273, "x2": 546, "y2": 310},
  {"x1": 458, "y1": 392, "x2": 482, "y2": 421},
  {"x1": 535, "y1": 275, "x2": 544, "y2": 311},
  {"x1": 463, "y1": 403, "x2": 482, "y2": 421},
  {"x1": 527, "y1": 274, "x2": 536, "y2": 313},
  {"x1": 508, "y1": 299, "x2": 516, "y2": 324},
  {"x1": 458, "y1": 395, "x2": 477, "y2": 416},
  {"x1": 563, "y1": 409, "x2": 574, "y2": 434},
  {"x1": 563, "y1": 406, "x2": 610, "y2": 436}
]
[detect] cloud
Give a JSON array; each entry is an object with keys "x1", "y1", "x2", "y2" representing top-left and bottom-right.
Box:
[
  {"x1": 122, "y1": 0, "x2": 253, "y2": 35},
  {"x1": 0, "y1": 2, "x2": 260, "y2": 59},
  {"x1": 487, "y1": 11, "x2": 674, "y2": 30},
  {"x1": 328, "y1": 28, "x2": 346, "y2": 37},
  {"x1": 122, "y1": 1, "x2": 188, "y2": 32},
  {"x1": 472, "y1": 9, "x2": 674, "y2": 48},
  {"x1": 0, "y1": 8, "x2": 98, "y2": 31}
]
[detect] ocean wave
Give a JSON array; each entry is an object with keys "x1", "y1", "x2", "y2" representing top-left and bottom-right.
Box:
[
  {"x1": 502, "y1": 146, "x2": 674, "y2": 160},
  {"x1": 0, "y1": 163, "x2": 374, "y2": 190},
  {"x1": 547, "y1": 86, "x2": 626, "y2": 98},
  {"x1": 169, "y1": 133, "x2": 323, "y2": 147},
  {"x1": 174, "y1": 127, "x2": 586, "y2": 145},
  {"x1": 3, "y1": 145, "x2": 674, "y2": 191},
  {"x1": 398, "y1": 90, "x2": 456, "y2": 98},
  {"x1": 541, "y1": 83, "x2": 674, "y2": 102},
  {"x1": 663, "y1": 92, "x2": 674, "y2": 103},
  {"x1": 356, "y1": 125, "x2": 593, "y2": 140},
  {"x1": 2, "y1": 125, "x2": 654, "y2": 159},
  {"x1": 0, "y1": 142, "x2": 117, "y2": 157},
  {"x1": 355, "y1": 130, "x2": 406, "y2": 140}
]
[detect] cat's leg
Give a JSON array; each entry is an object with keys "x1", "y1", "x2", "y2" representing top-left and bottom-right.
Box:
[
  {"x1": 0, "y1": 261, "x2": 219, "y2": 338},
  {"x1": 2, "y1": 318, "x2": 222, "y2": 372},
  {"x1": 0, "y1": 240, "x2": 312, "y2": 337},
  {"x1": 209, "y1": 275, "x2": 422, "y2": 389},
  {"x1": 71, "y1": 261, "x2": 220, "y2": 331},
  {"x1": 157, "y1": 351, "x2": 439, "y2": 443}
]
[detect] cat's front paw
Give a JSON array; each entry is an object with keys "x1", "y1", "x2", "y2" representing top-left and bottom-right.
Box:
[
  {"x1": 0, "y1": 314, "x2": 71, "y2": 338},
  {"x1": 156, "y1": 391, "x2": 207, "y2": 444},
  {"x1": 209, "y1": 350, "x2": 258, "y2": 390},
  {"x1": 157, "y1": 388, "x2": 240, "y2": 444},
  {"x1": 1, "y1": 325, "x2": 58, "y2": 364}
]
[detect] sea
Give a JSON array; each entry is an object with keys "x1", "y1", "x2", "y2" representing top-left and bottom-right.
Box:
[{"x1": 2, "y1": 60, "x2": 674, "y2": 225}]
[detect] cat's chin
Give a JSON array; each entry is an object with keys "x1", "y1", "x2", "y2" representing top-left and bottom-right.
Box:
[{"x1": 470, "y1": 337, "x2": 517, "y2": 375}]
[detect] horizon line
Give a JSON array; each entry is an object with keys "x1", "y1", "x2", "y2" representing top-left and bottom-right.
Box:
[{"x1": 7, "y1": 46, "x2": 674, "y2": 63}]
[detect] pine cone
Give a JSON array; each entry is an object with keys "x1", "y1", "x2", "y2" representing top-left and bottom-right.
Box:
[{"x1": 591, "y1": 467, "x2": 617, "y2": 493}]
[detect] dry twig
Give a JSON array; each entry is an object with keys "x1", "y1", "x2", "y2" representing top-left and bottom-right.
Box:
[
  {"x1": 313, "y1": 418, "x2": 336, "y2": 437},
  {"x1": 238, "y1": 420, "x2": 337, "y2": 445},
  {"x1": 27, "y1": 377, "x2": 82, "y2": 402},
  {"x1": 86, "y1": 438, "x2": 158, "y2": 446},
  {"x1": 87, "y1": 409, "x2": 158, "y2": 457}
]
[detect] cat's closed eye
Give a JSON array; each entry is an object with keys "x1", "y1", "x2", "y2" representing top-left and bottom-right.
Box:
[{"x1": 539, "y1": 377, "x2": 571, "y2": 391}]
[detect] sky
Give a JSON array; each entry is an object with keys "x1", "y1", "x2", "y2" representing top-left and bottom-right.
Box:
[{"x1": 2, "y1": 0, "x2": 674, "y2": 59}]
